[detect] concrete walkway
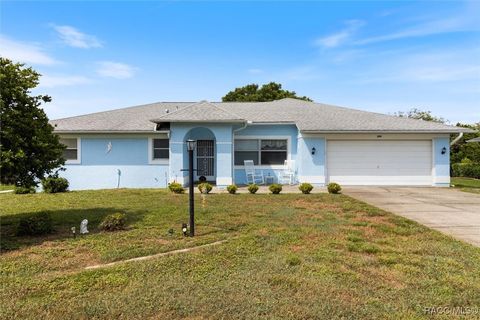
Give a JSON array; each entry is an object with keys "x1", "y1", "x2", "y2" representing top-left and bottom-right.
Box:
[{"x1": 344, "y1": 187, "x2": 480, "y2": 247}]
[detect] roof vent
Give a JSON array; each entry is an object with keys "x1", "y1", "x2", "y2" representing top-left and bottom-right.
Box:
[{"x1": 165, "y1": 109, "x2": 169, "y2": 114}]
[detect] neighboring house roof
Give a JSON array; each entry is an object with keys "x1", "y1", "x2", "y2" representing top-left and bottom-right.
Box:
[
  {"x1": 51, "y1": 98, "x2": 471, "y2": 133},
  {"x1": 467, "y1": 137, "x2": 480, "y2": 143}
]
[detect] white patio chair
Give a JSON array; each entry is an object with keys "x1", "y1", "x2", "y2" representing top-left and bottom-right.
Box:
[
  {"x1": 244, "y1": 160, "x2": 265, "y2": 185},
  {"x1": 278, "y1": 160, "x2": 296, "y2": 185}
]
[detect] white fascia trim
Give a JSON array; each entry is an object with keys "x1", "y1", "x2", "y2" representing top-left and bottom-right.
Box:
[
  {"x1": 148, "y1": 137, "x2": 169, "y2": 165},
  {"x1": 234, "y1": 165, "x2": 285, "y2": 170},
  {"x1": 65, "y1": 137, "x2": 81, "y2": 164}
]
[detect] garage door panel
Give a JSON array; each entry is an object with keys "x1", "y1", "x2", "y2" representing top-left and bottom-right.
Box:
[{"x1": 327, "y1": 140, "x2": 432, "y2": 186}]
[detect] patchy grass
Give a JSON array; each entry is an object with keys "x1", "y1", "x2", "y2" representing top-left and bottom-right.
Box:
[
  {"x1": 1, "y1": 189, "x2": 479, "y2": 319},
  {"x1": 451, "y1": 177, "x2": 480, "y2": 194}
]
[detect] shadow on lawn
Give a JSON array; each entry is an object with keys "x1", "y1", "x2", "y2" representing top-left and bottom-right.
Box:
[{"x1": 0, "y1": 208, "x2": 147, "y2": 252}]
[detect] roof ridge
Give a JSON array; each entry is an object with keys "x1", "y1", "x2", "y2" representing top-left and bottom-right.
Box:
[{"x1": 205, "y1": 101, "x2": 244, "y2": 120}]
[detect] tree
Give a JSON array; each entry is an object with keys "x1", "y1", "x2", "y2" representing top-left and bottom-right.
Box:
[
  {"x1": 0, "y1": 57, "x2": 65, "y2": 187},
  {"x1": 394, "y1": 108, "x2": 446, "y2": 123},
  {"x1": 222, "y1": 82, "x2": 312, "y2": 102},
  {"x1": 450, "y1": 122, "x2": 480, "y2": 164}
]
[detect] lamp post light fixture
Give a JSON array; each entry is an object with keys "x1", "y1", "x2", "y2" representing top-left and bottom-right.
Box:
[{"x1": 186, "y1": 139, "x2": 197, "y2": 236}]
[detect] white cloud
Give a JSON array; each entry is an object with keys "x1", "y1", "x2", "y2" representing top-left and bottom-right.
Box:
[
  {"x1": 356, "y1": 5, "x2": 480, "y2": 45},
  {"x1": 96, "y1": 61, "x2": 137, "y2": 79},
  {"x1": 39, "y1": 75, "x2": 92, "y2": 88},
  {"x1": 52, "y1": 25, "x2": 102, "y2": 48},
  {"x1": 0, "y1": 35, "x2": 58, "y2": 65},
  {"x1": 314, "y1": 20, "x2": 365, "y2": 48}
]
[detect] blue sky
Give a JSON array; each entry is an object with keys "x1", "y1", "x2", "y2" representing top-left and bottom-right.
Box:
[{"x1": 1, "y1": 1, "x2": 479, "y2": 124}]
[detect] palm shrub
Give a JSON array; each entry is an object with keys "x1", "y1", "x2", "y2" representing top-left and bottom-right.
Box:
[
  {"x1": 198, "y1": 182, "x2": 213, "y2": 194},
  {"x1": 226, "y1": 184, "x2": 238, "y2": 194},
  {"x1": 298, "y1": 183, "x2": 314, "y2": 194},
  {"x1": 327, "y1": 182, "x2": 342, "y2": 194},
  {"x1": 247, "y1": 184, "x2": 259, "y2": 194},
  {"x1": 168, "y1": 182, "x2": 185, "y2": 194},
  {"x1": 269, "y1": 183, "x2": 282, "y2": 194}
]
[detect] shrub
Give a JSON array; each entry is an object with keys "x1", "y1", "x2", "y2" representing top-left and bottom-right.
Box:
[
  {"x1": 41, "y1": 177, "x2": 69, "y2": 193},
  {"x1": 14, "y1": 186, "x2": 36, "y2": 194},
  {"x1": 452, "y1": 163, "x2": 480, "y2": 179},
  {"x1": 99, "y1": 213, "x2": 126, "y2": 231},
  {"x1": 226, "y1": 184, "x2": 238, "y2": 194},
  {"x1": 269, "y1": 183, "x2": 282, "y2": 194},
  {"x1": 327, "y1": 182, "x2": 342, "y2": 194},
  {"x1": 17, "y1": 212, "x2": 53, "y2": 236},
  {"x1": 247, "y1": 184, "x2": 259, "y2": 194},
  {"x1": 298, "y1": 182, "x2": 314, "y2": 194},
  {"x1": 198, "y1": 182, "x2": 213, "y2": 194},
  {"x1": 168, "y1": 182, "x2": 185, "y2": 194}
]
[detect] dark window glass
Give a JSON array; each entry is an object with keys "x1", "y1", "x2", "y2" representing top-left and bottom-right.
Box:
[
  {"x1": 60, "y1": 138, "x2": 78, "y2": 160},
  {"x1": 261, "y1": 151, "x2": 287, "y2": 165},
  {"x1": 63, "y1": 149, "x2": 78, "y2": 160},
  {"x1": 153, "y1": 139, "x2": 169, "y2": 148},
  {"x1": 152, "y1": 139, "x2": 169, "y2": 159},
  {"x1": 234, "y1": 151, "x2": 259, "y2": 165},
  {"x1": 153, "y1": 149, "x2": 169, "y2": 159}
]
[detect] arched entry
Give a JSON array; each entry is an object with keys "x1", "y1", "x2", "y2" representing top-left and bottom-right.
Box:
[{"x1": 184, "y1": 127, "x2": 216, "y2": 182}]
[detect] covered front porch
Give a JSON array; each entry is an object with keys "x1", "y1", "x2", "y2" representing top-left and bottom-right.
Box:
[{"x1": 168, "y1": 123, "x2": 234, "y2": 187}]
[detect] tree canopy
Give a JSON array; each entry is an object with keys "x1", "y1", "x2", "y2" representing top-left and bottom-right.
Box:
[
  {"x1": 0, "y1": 57, "x2": 65, "y2": 187},
  {"x1": 222, "y1": 82, "x2": 312, "y2": 102},
  {"x1": 394, "y1": 108, "x2": 446, "y2": 123}
]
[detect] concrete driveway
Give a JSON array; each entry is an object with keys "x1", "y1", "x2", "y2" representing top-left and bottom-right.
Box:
[{"x1": 343, "y1": 187, "x2": 480, "y2": 247}]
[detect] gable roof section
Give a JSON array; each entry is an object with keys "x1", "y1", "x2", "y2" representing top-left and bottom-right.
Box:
[
  {"x1": 51, "y1": 98, "x2": 471, "y2": 133},
  {"x1": 150, "y1": 101, "x2": 244, "y2": 123}
]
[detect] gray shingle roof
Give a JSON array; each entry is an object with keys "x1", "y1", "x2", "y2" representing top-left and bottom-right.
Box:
[
  {"x1": 51, "y1": 98, "x2": 471, "y2": 133},
  {"x1": 150, "y1": 101, "x2": 244, "y2": 123}
]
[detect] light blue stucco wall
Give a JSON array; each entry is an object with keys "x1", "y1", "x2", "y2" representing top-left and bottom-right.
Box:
[
  {"x1": 233, "y1": 124, "x2": 300, "y2": 185},
  {"x1": 433, "y1": 137, "x2": 450, "y2": 186},
  {"x1": 60, "y1": 136, "x2": 169, "y2": 190},
  {"x1": 169, "y1": 123, "x2": 234, "y2": 187},
  {"x1": 297, "y1": 134, "x2": 326, "y2": 185}
]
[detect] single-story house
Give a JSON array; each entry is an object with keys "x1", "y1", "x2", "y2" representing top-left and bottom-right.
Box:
[{"x1": 51, "y1": 98, "x2": 470, "y2": 190}]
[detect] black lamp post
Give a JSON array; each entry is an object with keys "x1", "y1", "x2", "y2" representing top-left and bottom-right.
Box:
[{"x1": 186, "y1": 139, "x2": 196, "y2": 236}]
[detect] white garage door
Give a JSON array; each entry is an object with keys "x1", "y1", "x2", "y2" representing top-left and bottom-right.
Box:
[{"x1": 327, "y1": 140, "x2": 432, "y2": 186}]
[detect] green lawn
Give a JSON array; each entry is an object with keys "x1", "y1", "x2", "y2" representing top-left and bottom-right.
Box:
[
  {"x1": 451, "y1": 177, "x2": 480, "y2": 194},
  {"x1": 1, "y1": 189, "x2": 479, "y2": 319}
]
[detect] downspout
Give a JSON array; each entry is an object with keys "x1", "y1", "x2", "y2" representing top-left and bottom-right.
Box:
[
  {"x1": 450, "y1": 132, "x2": 463, "y2": 146},
  {"x1": 231, "y1": 121, "x2": 250, "y2": 184}
]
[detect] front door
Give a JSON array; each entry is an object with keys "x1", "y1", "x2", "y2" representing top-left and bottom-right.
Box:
[{"x1": 195, "y1": 140, "x2": 215, "y2": 181}]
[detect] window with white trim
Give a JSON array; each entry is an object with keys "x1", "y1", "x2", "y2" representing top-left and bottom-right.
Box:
[
  {"x1": 60, "y1": 138, "x2": 78, "y2": 160},
  {"x1": 234, "y1": 139, "x2": 287, "y2": 165},
  {"x1": 152, "y1": 139, "x2": 169, "y2": 159}
]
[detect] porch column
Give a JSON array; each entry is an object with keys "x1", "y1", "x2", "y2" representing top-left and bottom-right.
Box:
[{"x1": 212, "y1": 126, "x2": 233, "y2": 187}]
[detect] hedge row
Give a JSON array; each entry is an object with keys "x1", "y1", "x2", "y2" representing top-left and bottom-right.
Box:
[{"x1": 452, "y1": 163, "x2": 480, "y2": 179}]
